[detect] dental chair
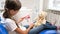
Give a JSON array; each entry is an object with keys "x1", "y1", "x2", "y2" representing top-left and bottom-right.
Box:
[
  {"x1": 39, "y1": 30, "x2": 57, "y2": 34},
  {"x1": 0, "y1": 17, "x2": 8, "y2": 34},
  {"x1": 0, "y1": 24, "x2": 8, "y2": 34}
]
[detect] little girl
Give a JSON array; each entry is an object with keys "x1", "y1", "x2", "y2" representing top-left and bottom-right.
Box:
[
  {"x1": 2, "y1": 0, "x2": 34, "y2": 34},
  {"x1": 28, "y1": 11, "x2": 57, "y2": 34}
]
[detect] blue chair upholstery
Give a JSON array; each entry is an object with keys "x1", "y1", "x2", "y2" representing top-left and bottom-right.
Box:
[
  {"x1": 39, "y1": 30, "x2": 57, "y2": 34},
  {"x1": 0, "y1": 24, "x2": 8, "y2": 34},
  {"x1": 0, "y1": 17, "x2": 8, "y2": 34}
]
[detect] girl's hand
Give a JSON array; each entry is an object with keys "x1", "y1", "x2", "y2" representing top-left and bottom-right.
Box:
[
  {"x1": 19, "y1": 15, "x2": 30, "y2": 22},
  {"x1": 19, "y1": 17, "x2": 24, "y2": 21},
  {"x1": 17, "y1": 17, "x2": 25, "y2": 24},
  {"x1": 29, "y1": 23, "x2": 34, "y2": 29},
  {"x1": 24, "y1": 15, "x2": 30, "y2": 19}
]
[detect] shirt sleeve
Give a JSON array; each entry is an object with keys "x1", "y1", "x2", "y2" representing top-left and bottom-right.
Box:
[{"x1": 5, "y1": 19, "x2": 17, "y2": 31}]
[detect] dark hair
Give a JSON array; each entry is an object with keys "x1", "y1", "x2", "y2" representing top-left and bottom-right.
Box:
[{"x1": 3, "y1": 0, "x2": 21, "y2": 18}]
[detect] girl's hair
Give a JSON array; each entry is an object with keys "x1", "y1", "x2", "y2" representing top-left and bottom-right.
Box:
[
  {"x1": 3, "y1": 0, "x2": 21, "y2": 18},
  {"x1": 35, "y1": 11, "x2": 47, "y2": 26}
]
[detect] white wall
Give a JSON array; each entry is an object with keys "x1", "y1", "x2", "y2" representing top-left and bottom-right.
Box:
[
  {"x1": 20, "y1": 0, "x2": 39, "y2": 9},
  {"x1": 14, "y1": 0, "x2": 40, "y2": 22}
]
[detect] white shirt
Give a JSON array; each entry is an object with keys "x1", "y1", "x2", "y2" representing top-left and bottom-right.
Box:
[
  {"x1": 5, "y1": 18, "x2": 17, "y2": 31},
  {"x1": 0, "y1": 13, "x2": 17, "y2": 31}
]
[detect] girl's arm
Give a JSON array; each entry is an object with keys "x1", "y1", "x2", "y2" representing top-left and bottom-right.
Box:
[
  {"x1": 15, "y1": 23, "x2": 34, "y2": 34},
  {"x1": 15, "y1": 15, "x2": 34, "y2": 34},
  {"x1": 16, "y1": 15, "x2": 30, "y2": 24},
  {"x1": 16, "y1": 17, "x2": 25, "y2": 24},
  {"x1": 15, "y1": 28, "x2": 28, "y2": 34}
]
